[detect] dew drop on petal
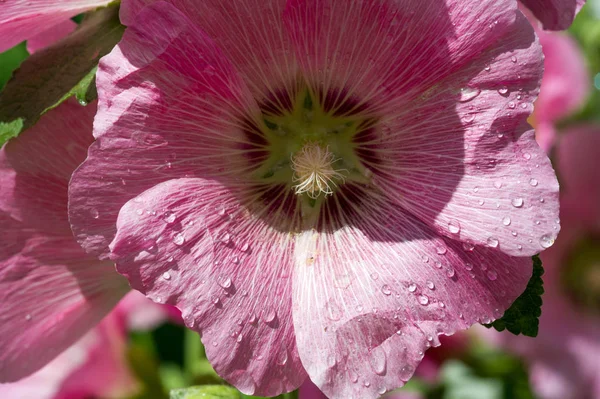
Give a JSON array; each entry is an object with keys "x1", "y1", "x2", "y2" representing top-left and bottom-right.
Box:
[
  {"x1": 25, "y1": 314, "x2": 32, "y2": 321},
  {"x1": 381, "y1": 284, "x2": 392, "y2": 296},
  {"x1": 459, "y1": 87, "x2": 481, "y2": 102},
  {"x1": 494, "y1": 181, "x2": 503, "y2": 189},
  {"x1": 370, "y1": 272, "x2": 379, "y2": 281},
  {"x1": 218, "y1": 275, "x2": 232, "y2": 289},
  {"x1": 511, "y1": 198, "x2": 524, "y2": 208},
  {"x1": 240, "y1": 242, "x2": 250, "y2": 252},
  {"x1": 173, "y1": 233, "x2": 185, "y2": 246},
  {"x1": 498, "y1": 86, "x2": 508, "y2": 95},
  {"x1": 418, "y1": 295, "x2": 429, "y2": 305},
  {"x1": 487, "y1": 237, "x2": 499, "y2": 248},
  {"x1": 529, "y1": 178, "x2": 538, "y2": 187},
  {"x1": 368, "y1": 346, "x2": 387, "y2": 375},
  {"x1": 436, "y1": 245, "x2": 447, "y2": 255},
  {"x1": 276, "y1": 348, "x2": 288, "y2": 366},
  {"x1": 236, "y1": 334, "x2": 243, "y2": 343},
  {"x1": 426, "y1": 280, "x2": 435, "y2": 290},
  {"x1": 162, "y1": 272, "x2": 171, "y2": 281},
  {"x1": 263, "y1": 308, "x2": 277, "y2": 323},
  {"x1": 400, "y1": 365, "x2": 414, "y2": 381},
  {"x1": 448, "y1": 220, "x2": 461, "y2": 234},
  {"x1": 164, "y1": 211, "x2": 176, "y2": 224},
  {"x1": 465, "y1": 262, "x2": 474, "y2": 271},
  {"x1": 487, "y1": 270, "x2": 498, "y2": 281},
  {"x1": 408, "y1": 283, "x2": 417, "y2": 293},
  {"x1": 540, "y1": 235, "x2": 555, "y2": 249},
  {"x1": 502, "y1": 216, "x2": 511, "y2": 226},
  {"x1": 325, "y1": 300, "x2": 343, "y2": 321},
  {"x1": 462, "y1": 240, "x2": 475, "y2": 251},
  {"x1": 446, "y1": 267, "x2": 455, "y2": 278}
]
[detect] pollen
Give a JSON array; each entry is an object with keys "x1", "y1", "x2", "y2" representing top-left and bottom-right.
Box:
[{"x1": 291, "y1": 143, "x2": 346, "y2": 199}]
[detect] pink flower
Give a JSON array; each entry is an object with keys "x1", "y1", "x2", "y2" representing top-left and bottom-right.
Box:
[
  {"x1": 518, "y1": 0, "x2": 586, "y2": 30},
  {"x1": 479, "y1": 126, "x2": 600, "y2": 399},
  {"x1": 0, "y1": 0, "x2": 113, "y2": 53},
  {"x1": 68, "y1": 1, "x2": 559, "y2": 397},
  {"x1": 525, "y1": 14, "x2": 590, "y2": 151},
  {"x1": 0, "y1": 99, "x2": 131, "y2": 382},
  {"x1": 0, "y1": 291, "x2": 170, "y2": 399}
]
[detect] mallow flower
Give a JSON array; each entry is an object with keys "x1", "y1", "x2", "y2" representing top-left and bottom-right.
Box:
[
  {"x1": 518, "y1": 0, "x2": 586, "y2": 30},
  {"x1": 67, "y1": 0, "x2": 560, "y2": 398},
  {"x1": 480, "y1": 126, "x2": 600, "y2": 399},
  {"x1": 0, "y1": 290, "x2": 170, "y2": 399},
  {"x1": 0, "y1": 99, "x2": 130, "y2": 381},
  {"x1": 0, "y1": 0, "x2": 113, "y2": 53}
]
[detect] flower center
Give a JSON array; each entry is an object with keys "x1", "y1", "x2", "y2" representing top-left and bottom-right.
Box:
[{"x1": 291, "y1": 142, "x2": 347, "y2": 199}]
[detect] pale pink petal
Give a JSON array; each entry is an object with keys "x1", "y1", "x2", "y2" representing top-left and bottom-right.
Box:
[
  {"x1": 120, "y1": 0, "x2": 297, "y2": 105},
  {"x1": 26, "y1": 18, "x2": 77, "y2": 54},
  {"x1": 0, "y1": 0, "x2": 112, "y2": 53},
  {"x1": 110, "y1": 178, "x2": 308, "y2": 396},
  {"x1": 293, "y1": 190, "x2": 531, "y2": 398},
  {"x1": 0, "y1": 100, "x2": 128, "y2": 382},
  {"x1": 69, "y1": 1, "x2": 263, "y2": 259},
  {"x1": 116, "y1": 290, "x2": 180, "y2": 331},
  {"x1": 535, "y1": 31, "x2": 590, "y2": 127},
  {"x1": 0, "y1": 298, "x2": 139, "y2": 399},
  {"x1": 286, "y1": 2, "x2": 558, "y2": 256},
  {"x1": 519, "y1": 0, "x2": 586, "y2": 30}
]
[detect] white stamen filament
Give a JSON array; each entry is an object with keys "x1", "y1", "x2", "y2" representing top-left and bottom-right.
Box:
[{"x1": 291, "y1": 143, "x2": 346, "y2": 199}]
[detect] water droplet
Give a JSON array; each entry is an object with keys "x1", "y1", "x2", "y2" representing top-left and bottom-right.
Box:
[
  {"x1": 378, "y1": 387, "x2": 387, "y2": 395},
  {"x1": 25, "y1": 314, "x2": 32, "y2": 321},
  {"x1": 162, "y1": 272, "x2": 171, "y2": 280},
  {"x1": 218, "y1": 275, "x2": 232, "y2": 289},
  {"x1": 236, "y1": 334, "x2": 243, "y2": 343},
  {"x1": 173, "y1": 233, "x2": 185, "y2": 246},
  {"x1": 462, "y1": 240, "x2": 475, "y2": 251},
  {"x1": 487, "y1": 270, "x2": 498, "y2": 281},
  {"x1": 448, "y1": 220, "x2": 461, "y2": 234},
  {"x1": 436, "y1": 245, "x2": 447, "y2": 255},
  {"x1": 540, "y1": 235, "x2": 554, "y2": 249},
  {"x1": 426, "y1": 280, "x2": 435, "y2": 290},
  {"x1": 363, "y1": 381, "x2": 371, "y2": 388},
  {"x1": 502, "y1": 216, "x2": 511, "y2": 226},
  {"x1": 240, "y1": 242, "x2": 250, "y2": 252},
  {"x1": 381, "y1": 284, "x2": 392, "y2": 295},
  {"x1": 418, "y1": 295, "x2": 429, "y2": 305},
  {"x1": 494, "y1": 181, "x2": 503, "y2": 189},
  {"x1": 529, "y1": 178, "x2": 538, "y2": 187},
  {"x1": 498, "y1": 86, "x2": 508, "y2": 95},
  {"x1": 400, "y1": 365, "x2": 414, "y2": 381},
  {"x1": 92, "y1": 209, "x2": 100, "y2": 219},
  {"x1": 487, "y1": 237, "x2": 499, "y2": 248},
  {"x1": 368, "y1": 347, "x2": 387, "y2": 375},
  {"x1": 263, "y1": 308, "x2": 277, "y2": 323},
  {"x1": 349, "y1": 370, "x2": 359, "y2": 383},
  {"x1": 511, "y1": 56, "x2": 517, "y2": 63},
  {"x1": 459, "y1": 87, "x2": 481, "y2": 102},
  {"x1": 465, "y1": 262, "x2": 474, "y2": 271},
  {"x1": 248, "y1": 313, "x2": 258, "y2": 324},
  {"x1": 522, "y1": 152, "x2": 531, "y2": 160},
  {"x1": 327, "y1": 354, "x2": 336, "y2": 368},
  {"x1": 325, "y1": 300, "x2": 343, "y2": 321},
  {"x1": 421, "y1": 255, "x2": 429, "y2": 263},
  {"x1": 370, "y1": 272, "x2": 379, "y2": 281},
  {"x1": 446, "y1": 267, "x2": 455, "y2": 278},
  {"x1": 164, "y1": 211, "x2": 176, "y2": 224},
  {"x1": 277, "y1": 348, "x2": 288, "y2": 365},
  {"x1": 462, "y1": 113, "x2": 475, "y2": 123},
  {"x1": 221, "y1": 233, "x2": 231, "y2": 244},
  {"x1": 408, "y1": 283, "x2": 417, "y2": 293},
  {"x1": 511, "y1": 198, "x2": 524, "y2": 208},
  {"x1": 232, "y1": 256, "x2": 240, "y2": 264},
  {"x1": 508, "y1": 101, "x2": 516, "y2": 109}
]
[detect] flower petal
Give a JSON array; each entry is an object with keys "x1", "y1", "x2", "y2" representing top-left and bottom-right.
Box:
[
  {"x1": 292, "y1": 191, "x2": 531, "y2": 398},
  {"x1": 519, "y1": 0, "x2": 586, "y2": 30},
  {"x1": 120, "y1": 0, "x2": 297, "y2": 102},
  {"x1": 0, "y1": 0, "x2": 112, "y2": 53},
  {"x1": 0, "y1": 100, "x2": 128, "y2": 382},
  {"x1": 110, "y1": 178, "x2": 307, "y2": 396},
  {"x1": 349, "y1": 11, "x2": 558, "y2": 256},
  {"x1": 69, "y1": 1, "x2": 262, "y2": 259},
  {"x1": 283, "y1": 0, "x2": 523, "y2": 114},
  {"x1": 26, "y1": 18, "x2": 77, "y2": 54}
]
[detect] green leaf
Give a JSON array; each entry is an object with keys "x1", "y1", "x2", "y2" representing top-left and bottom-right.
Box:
[
  {"x1": 0, "y1": 3, "x2": 124, "y2": 146},
  {"x1": 483, "y1": 255, "x2": 544, "y2": 337},
  {"x1": 170, "y1": 386, "x2": 244, "y2": 399},
  {"x1": 0, "y1": 43, "x2": 28, "y2": 90},
  {"x1": 0, "y1": 119, "x2": 24, "y2": 146}
]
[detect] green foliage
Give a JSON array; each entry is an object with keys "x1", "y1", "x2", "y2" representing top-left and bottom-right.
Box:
[
  {"x1": 483, "y1": 256, "x2": 544, "y2": 337},
  {"x1": 0, "y1": 43, "x2": 28, "y2": 90},
  {"x1": 0, "y1": 3, "x2": 124, "y2": 147},
  {"x1": 170, "y1": 386, "x2": 243, "y2": 399}
]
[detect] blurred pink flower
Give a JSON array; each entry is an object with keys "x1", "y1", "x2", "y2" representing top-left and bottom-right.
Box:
[
  {"x1": 0, "y1": 0, "x2": 113, "y2": 53},
  {"x1": 527, "y1": 18, "x2": 590, "y2": 151},
  {"x1": 518, "y1": 0, "x2": 586, "y2": 30},
  {"x1": 480, "y1": 126, "x2": 600, "y2": 399},
  {"x1": 0, "y1": 290, "x2": 170, "y2": 399},
  {"x1": 68, "y1": 1, "x2": 559, "y2": 398}
]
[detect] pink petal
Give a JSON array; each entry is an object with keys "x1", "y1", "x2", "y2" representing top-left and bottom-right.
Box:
[
  {"x1": 534, "y1": 31, "x2": 590, "y2": 129},
  {"x1": 26, "y1": 18, "x2": 77, "y2": 54},
  {"x1": 519, "y1": 0, "x2": 586, "y2": 30},
  {"x1": 287, "y1": 3, "x2": 558, "y2": 256},
  {"x1": 284, "y1": 0, "x2": 524, "y2": 115},
  {"x1": 69, "y1": 1, "x2": 263, "y2": 259},
  {"x1": 292, "y1": 194, "x2": 532, "y2": 398},
  {"x1": 0, "y1": 296, "x2": 141, "y2": 399},
  {"x1": 109, "y1": 178, "x2": 308, "y2": 397},
  {"x1": 0, "y1": 0, "x2": 112, "y2": 53},
  {"x1": 120, "y1": 0, "x2": 296, "y2": 103},
  {"x1": 0, "y1": 100, "x2": 128, "y2": 382}
]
